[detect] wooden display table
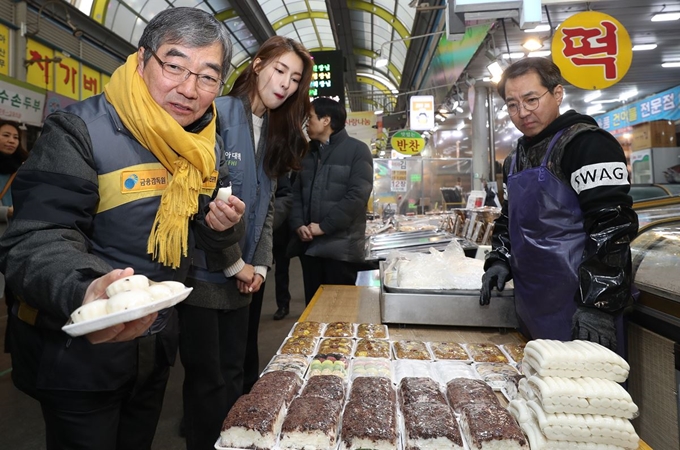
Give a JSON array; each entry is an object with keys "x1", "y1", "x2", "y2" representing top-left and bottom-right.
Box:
[{"x1": 299, "y1": 285, "x2": 652, "y2": 450}]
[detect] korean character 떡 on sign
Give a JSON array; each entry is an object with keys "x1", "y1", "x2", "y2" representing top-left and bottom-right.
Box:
[{"x1": 562, "y1": 21, "x2": 619, "y2": 80}]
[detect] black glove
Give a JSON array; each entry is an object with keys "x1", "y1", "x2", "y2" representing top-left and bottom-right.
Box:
[
  {"x1": 480, "y1": 261, "x2": 510, "y2": 306},
  {"x1": 571, "y1": 307, "x2": 617, "y2": 351}
]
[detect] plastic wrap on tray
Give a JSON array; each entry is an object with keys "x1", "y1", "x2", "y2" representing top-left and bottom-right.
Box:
[
  {"x1": 501, "y1": 343, "x2": 526, "y2": 365},
  {"x1": 398, "y1": 376, "x2": 446, "y2": 406},
  {"x1": 393, "y1": 340, "x2": 432, "y2": 360},
  {"x1": 356, "y1": 323, "x2": 389, "y2": 339},
  {"x1": 431, "y1": 360, "x2": 479, "y2": 384},
  {"x1": 350, "y1": 358, "x2": 392, "y2": 381},
  {"x1": 291, "y1": 321, "x2": 325, "y2": 338},
  {"x1": 474, "y1": 362, "x2": 520, "y2": 390},
  {"x1": 318, "y1": 337, "x2": 354, "y2": 356},
  {"x1": 394, "y1": 359, "x2": 433, "y2": 383},
  {"x1": 300, "y1": 374, "x2": 346, "y2": 402},
  {"x1": 465, "y1": 342, "x2": 509, "y2": 363},
  {"x1": 354, "y1": 338, "x2": 391, "y2": 358},
  {"x1": 279, "y1": 336, "x2": 318, "y2": 356},
  {"x1": 262, "y1": 353, "x2": 310, "y2": 378},
  {"x1": 323, "y1": 321, "x2": 355, "y2": 337},
  {"x1": 429, "y1": 341, "x2": 471, "y2": 361},
  {"x1": 307, "y1": 353, "x2": 349, "y2": 380}
]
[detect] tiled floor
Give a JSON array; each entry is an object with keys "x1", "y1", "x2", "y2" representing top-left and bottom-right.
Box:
[{"x1": 0, "y1": 258, "x2": 307, "y2": 450}]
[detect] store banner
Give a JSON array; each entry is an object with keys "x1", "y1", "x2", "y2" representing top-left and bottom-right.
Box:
[
  {"x1": 0, "y1": 24, "x2": 10, "y2": 76},
  {"x1": 391, "y1": 130, "x2": 425, "y2": 155},
  {"x1": 346, "y1": 111, "x2": 375, "y2": 149},
  {"x1": 409, "y1": 95, "x2": 435, "y2": 131},
  {"x1": 81, "y1": 64, "x2": 103, "y2": 99},
  {"x1": 552, "y1": 11, "x2": 632, "y2": 90},
  {"x1": 0, "y1": 75, "x2": 46, "y2": 126},
  {"x1": 26, "y1": 39, "x2": 58, "y2": 91},
  {"x1": 55, "y1": 53, "x2": 80, "y2": 100},
  {"x1": 594, "y1": 84, "x2": 680, "y2": 133}
]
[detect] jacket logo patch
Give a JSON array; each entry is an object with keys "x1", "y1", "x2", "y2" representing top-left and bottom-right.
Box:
[
  {"x1": 121, "y1": 168, "x2": 168, "y2": 193},
  {"x1": 570, "y1": 162, "x2": 629, "y2": 194}
]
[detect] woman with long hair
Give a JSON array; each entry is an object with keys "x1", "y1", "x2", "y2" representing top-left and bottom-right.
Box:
[
  {"x1": 177, "y1": 36, "x2": 313, "y2": 450},
  {"x1": 0, "y1": 120, "x2": 28, "y2": 300}
]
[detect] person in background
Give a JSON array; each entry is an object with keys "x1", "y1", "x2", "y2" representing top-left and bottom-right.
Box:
[
  {"x1": 272, "y1": 171, "x2": 295, "y2": 320},
  {"x1": 0, "y1": 8, "x2": 245, "y2": 449},
  {"x1": 0, "y1": 120, "x2": 28, "y2": 304},
  {"x1": 177, "y1": 36, "x2": 312, "y2": 450},
  {"x1": 289, "y1": 97, "x2": 374, "y2": 304},
  {"x1": 479, "y1": 57, "x2": 638, "y2": 355}
]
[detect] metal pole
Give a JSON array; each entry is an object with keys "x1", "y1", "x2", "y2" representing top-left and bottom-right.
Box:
[{"x1": 487, "y1": 89, "x2": 496, "y2": 180}]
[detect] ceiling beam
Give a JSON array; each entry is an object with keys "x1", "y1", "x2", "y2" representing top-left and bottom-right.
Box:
[
  {"x1": 326, "y1": 0, "x2": 362, "y2": 112},
  {"x1": 397, "y1": 0, "x2": 447, "y2": 114},
  {"x1": 229, "y1": 0, "x2": 275, "y2": 45}
]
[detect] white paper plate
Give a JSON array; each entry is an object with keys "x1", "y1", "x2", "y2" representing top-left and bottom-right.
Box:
[{"x1": 61, "y1": 287, "x2": 193, "y2": 337}]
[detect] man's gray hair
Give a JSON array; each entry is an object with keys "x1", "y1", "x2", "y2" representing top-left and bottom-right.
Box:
[{"x1": 138, "y1": 7, "x2": 232, "y2": 80}]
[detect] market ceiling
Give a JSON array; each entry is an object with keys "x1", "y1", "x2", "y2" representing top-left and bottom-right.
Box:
[{"x1": 33, "y1": 0, "x2": 680, "y2": 132}]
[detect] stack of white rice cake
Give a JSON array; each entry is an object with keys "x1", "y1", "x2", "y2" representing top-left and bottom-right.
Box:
[{"x1": 507, "y1": 339, "x2": 640, "y2": 450}]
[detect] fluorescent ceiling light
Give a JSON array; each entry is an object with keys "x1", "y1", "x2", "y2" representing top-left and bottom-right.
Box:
[
  {"x1": 632, "y1": 44, "x2": 657, "y2": 51},
  {"x1": 583, "y1": 90, "x2": 602, "y2": 103},
  {"x1": 501, "y1": 52, "x2": 525, "y2": 59},
  {"x1": 524, "y1": 24, "x2": 551, "y2": 33},
  {"x1": 374, "y1": 110, "x2": 383, "y2": 115},
  {"x1": 586, "y1": 105, "x2": 604, "y2": 115},
  {"x1": 455, "y1": 106, "x2": 464, "y2": 113},
  {"x1": 487, "y1": 61, "x2": 504, "y2": 83},
  {"x1": 619, "y1": 89, "x2": 638, "y2": 100},
  {"x1": 592, "y1": 98, "x2": 621, "y2": 104},
  {"x1": 662, "y1": 61, "x2": 680, "y2": 68},
  {"x1": 528, "y1": 50, "x2": 551, "y2": 57},
  {"x1": 652, "y1": 12, "x2": 680, "y2": 21},
  {"x1": 482, "y1": 76, "x2": 492, "y2": 82},
  {"x1": 375, "y1": 57, "x2": 388, "y2": 68},
  {"x1": 457, "y1": 121, "x2": 465, "y2": 131},
  {"x1": 439, "y1": 108, "x2": 448, "y2": 114},
  {"x1": 522, "y1": 38, "x2": 543, "y2": 52}
]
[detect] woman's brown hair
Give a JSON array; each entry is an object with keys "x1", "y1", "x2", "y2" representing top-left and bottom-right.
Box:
[{"x1": 230, "y1": 36, "x2": 313, "y2": 178}]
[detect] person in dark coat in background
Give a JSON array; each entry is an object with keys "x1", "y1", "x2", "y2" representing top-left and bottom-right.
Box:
[
  {"x1": 272, "y1": 172, "x2": 295, "y2": 320},
  {"x1": 242, "y1": 173, "x2": 293, "y2": 393},
  {"x1": 289, "y1": 97, "x2": 374, "y2": 304},
  {"x1": 479, "y1": 57, "x2": 638, "y2": 356}
]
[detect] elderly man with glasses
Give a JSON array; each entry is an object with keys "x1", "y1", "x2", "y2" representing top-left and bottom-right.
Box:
[
  {"x1": 0, "y1": 7, "x2": 245, "y2": 449},
  {"x1": 480, "y1": 57, "x2": 638, "y2": 357}
]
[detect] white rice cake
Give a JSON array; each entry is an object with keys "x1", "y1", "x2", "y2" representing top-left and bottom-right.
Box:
[
  {"x1": 459, "y1": 402, "x2": 529, "y2": 449},
  {"x1": 526, "y1": 399, "x2": 639, "y2": 448},
  {"x1": 219, "y1": 394, "x2": 285, "y2": 450},
  {"x1": 523, "y1": 340, "x2": 629, "y2": 382},
  {"x1": 527, "y1": 375, "x2": 638, "y2": 418},
  {"x1": 279, "y1": 396, "x2": 342, "y2": 450},
  {"x1": 508, "y1": 398, "x2": 634, "y2": 450}
]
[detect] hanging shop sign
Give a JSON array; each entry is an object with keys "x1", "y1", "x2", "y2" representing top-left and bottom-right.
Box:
[
  {"x1": 552, "y1": 11, "x2": 632, "y2": 90},
  {"x1": 26, "y1": 39, "x2": 109, "y2": 101},
  {"x1": 391, "y1": 130, "x2": 425, "y2": 155},
  {"x1": 345, "y1": 111, "x2": 375, "y2": 149},
  {"x1": 594, "y1": 84, "x2": 680, "y2": 133},
  {"x1": 0, "y1": 24, "x2": 9, "y2": 76},
  {"x1": 0, "y1": 74, "x2": 46, "y2": 126},
  {"x1": 409, "y1": 95, "x2": 435, "y2": 131},
  {"x1": 309, "y1": 50, "x2": 344, "y2": 105}
]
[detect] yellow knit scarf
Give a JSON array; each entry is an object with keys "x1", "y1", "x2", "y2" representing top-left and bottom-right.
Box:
[{"x1": 104, "y1": 53, "x2": 217, "y2": 268}]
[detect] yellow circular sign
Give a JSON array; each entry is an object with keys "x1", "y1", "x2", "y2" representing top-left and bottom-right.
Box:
[
  {"x1": 390, "y1": 130, "x2": 425, "y2": 155},
  {"x1": 552, "y1": 11, "x2": 632, "y2": 90}
]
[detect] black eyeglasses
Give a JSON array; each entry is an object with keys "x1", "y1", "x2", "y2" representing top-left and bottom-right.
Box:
[
  {"x1": 146, "y1": 48, "x2": 224, "y2": 93},
  {"x1": 505, "y1": 90, "x2": 550, "y2": 116}
]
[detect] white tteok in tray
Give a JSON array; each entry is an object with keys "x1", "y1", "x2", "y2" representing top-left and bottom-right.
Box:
[{"x1": 62, "y1": 287, "x2": 193, "y2": 337}]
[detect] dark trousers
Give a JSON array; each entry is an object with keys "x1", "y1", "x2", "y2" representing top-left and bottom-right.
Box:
[
  {"x1": 273, "y1": 227, "x2": 292, "y2": 309},
  {"x1": 177, "y1": 303, "x2": 249, "y2": 450},
  {"x1": 243, "y1": 284, "x2": 265, "y2": 394},
  {"x1": 299, "y1": 256, "x2": 360, "y2": 304},
  {"x1": 9, "y1": 314, "x2": 172, "y2": 450}
]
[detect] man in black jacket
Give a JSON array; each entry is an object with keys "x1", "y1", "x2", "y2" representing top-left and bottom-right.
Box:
[
  {"x1": 480, "y1": 58, "x2": 638, "y2": 355},
  {"x1": 290, "y1": 98, "x2": 373, "y2": 304}
]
